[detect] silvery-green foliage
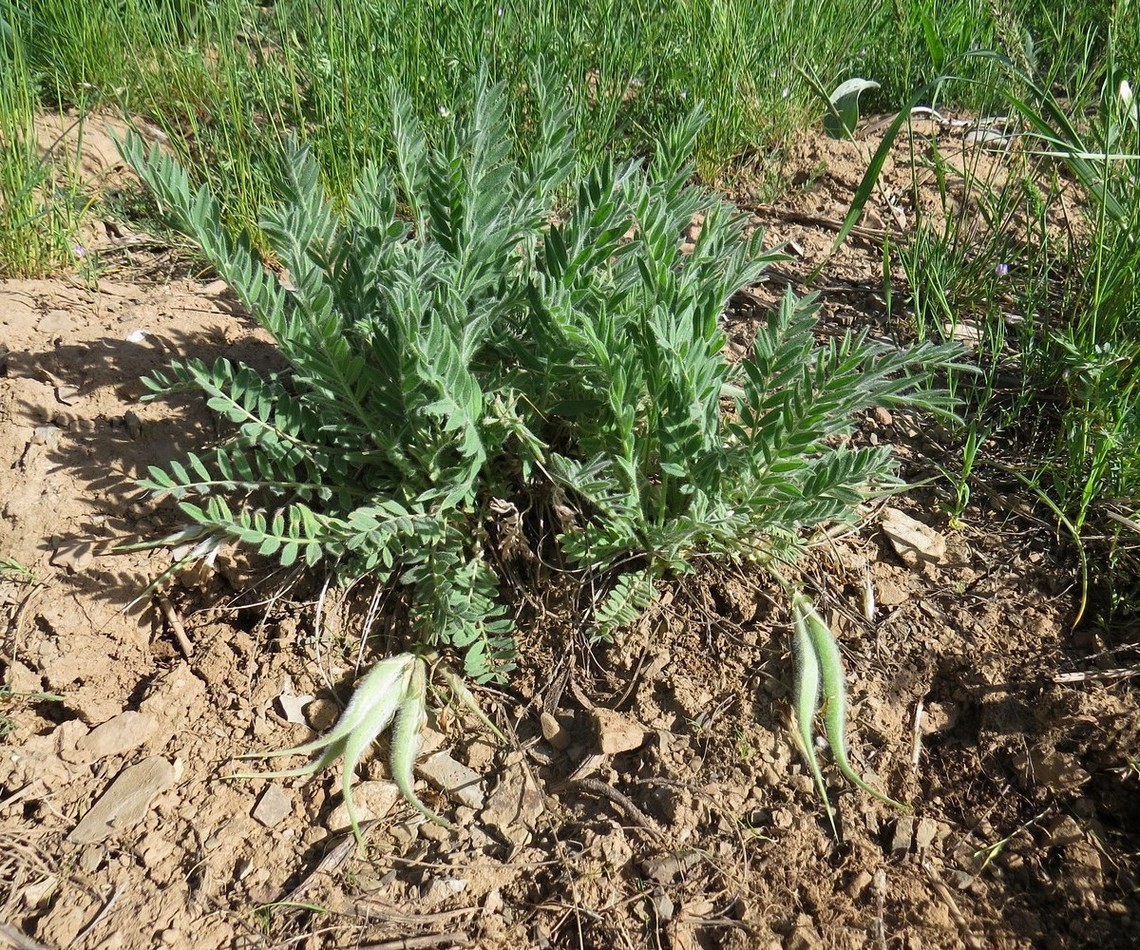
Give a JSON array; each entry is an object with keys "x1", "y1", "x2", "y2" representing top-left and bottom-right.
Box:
[{"x1": 120, "y1": 71, "x2": 959, "y2": 683}]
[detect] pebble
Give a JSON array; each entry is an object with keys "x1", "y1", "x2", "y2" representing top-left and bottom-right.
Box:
[
  {"x1": 251, "y1": 784, "x2": 292, "y2": 828},
  {"x1": 276, "y1": 690, "x2": 314, "y2": 725},
  {"x1": 32, "y1": 425, "x2": 62, "y2": 448},
  {"x1": 390, "y1": 820, "x2": 419, "y2": 848},
  {"x1": 787, "y1": 916, "x2": 824, "y2": 950},
  {"x1": 123, "y1": 410, "x2": 143, "y2": 439},
  {"x1": 642, "y1": 850, "x2": 702, "y2": 884},
  {"x1": 591, "y1": 707, "x2": 646, "y2": 754},
  {"x1": 846, "y1": 870, "x2": 873, "y2": 898},
  {"x1": 305, "y1": 697, "x2": 339, "y2": 732},
  {"x1": 880, "y1": 507, "x2": 947, "y2": 566},
  {"x1": 416, "y1": 751, "x2": 484, "y2": 810},
  {"x1": 891, "y1": 816, "x2": 915, "y2": 853},
  {"x1": 78, "y1": 845, "x2": 104, "y2": 873},
  {"x1": 37, "y1": 311, "x2": 79, "y2": 335},
  {"x1": 325, "y1": 780, "x2": 400, "y2": 832},
  {"x1": 68, "y1": 756, "x2": 176, "y2": 845},
  {"x1": 421, "y1": 877, "x2": 467, "y2": 903},
  {"x1": 49, "y1": 539, "x2": 94, "y2": 574},
  {"x1": 651, "y1": 889, "x2": 675, "y2": 923},
  {"x1": 539, "y1": 711, "x2": 571, "y2": 750},
  {"x1": 76, "y1": 711, "x2": 157, "y2": 762}
]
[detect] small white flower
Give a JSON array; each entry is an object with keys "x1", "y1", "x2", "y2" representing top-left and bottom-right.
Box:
[
  {"x1": 1119, "y1": 79, "x2": 1139, "y2": 124},
  {"x1": 438, "y1": 104, "x2": 450, "y2": 118}
]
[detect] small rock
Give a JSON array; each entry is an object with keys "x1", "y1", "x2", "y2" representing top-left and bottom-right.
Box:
[
  {"x1": 1046, "y1": 815, "x2": 1085, "y2": 848},
  {"x1": 648, "y1": 783, "x2": 689, "y2": 824},
  {"x1": 481, "y1": 767, "x2": 544, "y2": 847},
  {"x1": 890, "y1": 816, "x2": 915, "y2": 854},
  {"x1": 539, "y1": 711, "x2": 572, "y2": 750},
  {"x1": 390, "y1": 820, "x2": 419, "y2": 848},
  {"x1": 642, "y1": 850, "x2": 702, "y2": 884},
  {"x1": 482, "y1": 889, "x2": 504, "y2": 917},
  {"x1": 76, "y1": 711, "x2": 157, "y2": 762},
  {"x1": 416, "y1": 751, "x2": 484, "y2": 810},
  {"x1": 138, "y1": 831, "x2": 175, "y2": 869},
  {"x1": 32, "y1": 425, "x2": 62, "y2": 448},
  {"x1": 462, "y1": 737, "x2": 499, "y2": 771},
  {"x1": 55, "y1": 384, "x2": 81, "y2": 406},
  {"x1": 252, "y1": 785, "x2": 293, "y2": 828},
  {"x1": 913, "y1": 817, "x2": 944, "y2": 852},
  {"x1": 305, "y1": 697, "x2": 339, "y2": 732},
  {"x1": 78, "y1": 845, "x2": 103, "y2": 873},
  {"x1": 875, "y1": 574, "x2": 910, "y2": 607},
  {"x1": 68, "y1": 756, "x2": 176, "y2": 845},
  {"x1": 787, "y1": 920, "x2": 824, "y2": 950},
  {"x1": 881, "y1": 507, "x2": 946, "y2": 566},
  {"x1": 1013, "y1": 747, "x2": 1091, "y2": 793},
  {"x1": 55, "y1": 719, "x2": 90, "y2": 763},
  {"x1": 921, "y1": 701, "x2": 960, "y2": 735},
  {"x1": 276, "y1": 686, "x2": 314, "y2": 725},
  {"x1": 418, "y1": 821, "x2": 451, "y2": 843},
  {"x1": 21, "y1": 875, "x2": 57, "y2": 911},
  {"x1": 421, "y1": 877, "x2": 467, "y2": 903},
  {"x1": 325, "y1": 781, "x2": 401, "y2": 832},
  {"x1": 651, "y1": 889, "x2": 675, "y2": 923},
  {"x1": 419, "y1": 723, "x2": 449, "y2": 757},
  {"x1": 37, "y1": 311, "x2": 79, "y2": 335},
  {"x1": 4, "y1": 659, "x2": 41, "y2": 695},
  {"x1": 591, "y1": 707, "x2": 647, "y2": 755},
  {"x1": 861, "y1": 207, "x2": 885, "y2": 230},
  {"x1": 846, "y1": 870, "x2": 873, "y2": 898},
  {"x1": 123, "y1": 410, "x2": 143, "y2": 439},
  {"x1": 49, "y1": 538, "x2": 95, "y2": 574},
  {"x1": 873, "y1": 406, "x2": 893, "y2": 426}
]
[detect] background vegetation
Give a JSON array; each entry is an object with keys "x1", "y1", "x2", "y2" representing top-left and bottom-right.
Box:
[{"x1": 1, "y1": 0, "x2": 1137, "y2": 622}]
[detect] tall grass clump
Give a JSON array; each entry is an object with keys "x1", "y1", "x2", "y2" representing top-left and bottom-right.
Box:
[
  {"x1": 856, "y1": 17, "x2": 1140, "y2": 620},
  {"x1": 0, "y1": 6, "x2": 84, "y2": 276},
  {"x1": 8, "y1": 0, "x2": 1095, "y2": 248},
  {"x1": 121, "y1": 72, "x2": 960, "y2": 831},
  {"x1": 986, "y1": 45, "x2": 1140, "y2": 619}
]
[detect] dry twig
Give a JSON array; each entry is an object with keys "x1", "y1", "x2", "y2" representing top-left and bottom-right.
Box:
[{"x1": 155, "y1": 591, "x2": 194, "y2": 659}]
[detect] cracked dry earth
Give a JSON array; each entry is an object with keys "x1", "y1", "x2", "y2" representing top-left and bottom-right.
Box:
[{"x1": 1, "y1": 118, "x2": 1139, "y2": 949}]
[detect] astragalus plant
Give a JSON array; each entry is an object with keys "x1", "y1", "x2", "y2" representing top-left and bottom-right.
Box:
[{"x1": 121, "y1": 72, "x2": 958, "y2": 835}]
